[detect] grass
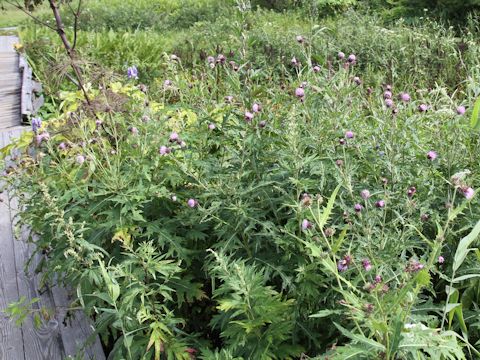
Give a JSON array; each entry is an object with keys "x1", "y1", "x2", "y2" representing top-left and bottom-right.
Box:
[{"x1": 0, "y1": 3, "x2": 27, "y2": 28}]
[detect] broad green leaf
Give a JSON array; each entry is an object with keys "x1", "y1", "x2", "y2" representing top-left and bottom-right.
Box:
[
  {"x1": 470, "y1": 96, "x2": 480, "y2": 130},
  {"x1": 453, "y1": 219, "x2": 480, "y2": 272}
]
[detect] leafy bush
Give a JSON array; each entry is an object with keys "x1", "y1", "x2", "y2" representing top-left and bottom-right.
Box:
[{"x1": 5, "y1": 2, "x2": 480, "y2": 359}]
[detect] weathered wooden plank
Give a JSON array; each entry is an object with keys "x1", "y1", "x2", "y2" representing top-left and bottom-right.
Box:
[
  {"x1": 0, "y1": 36, "x2": 18, "y2": 52},
  {"x1": 0, "y1": 190, "x2": 25, "y2": 360},
  {"x1": 51, "y1": 286, "x2": 106, "y2": 360},
  {"x1": 21, "y1": 64, "x2": 33, "y2": 117},
  {"x1": 10, "y1": 196, "x2": 65, "y2": 360},
  {"x1": 0, "y1": 114, "x2": 20, "y2": 125}
]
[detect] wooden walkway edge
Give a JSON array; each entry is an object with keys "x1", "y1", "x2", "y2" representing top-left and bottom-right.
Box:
[{"x1": 0, "y1": 35, "x2": 105, "y2": 360}]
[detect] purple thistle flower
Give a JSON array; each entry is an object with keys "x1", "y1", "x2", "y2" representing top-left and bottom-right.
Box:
[
  {"x1": 295, "y1": 87, "x2": 305, "y2": 98},
  {"x1": 418, "y1": 104, "x2": 428, "y2": 112},
  {"x1": 159, "y1": 145, "x2": 170, "y2": 156},
  {"x1": 383, "y1": 91, "x2": 392, "y2": 99},
  {"x1": 296, "y1": 35, "x2": 304, "y2": 43},
  {"x1": 225, "y1": 95, "x2": 234, "y2": 103},
  {"x1": 337, "y1": 262, "x2": 348, "y2": 272},
  {"x1": 385, "y1": 99, "x2": 394, "y2": 108},
  {"x1": 345, "y1": 131, "x2": 354, "y2": 139},
  {"x1": 313, "y1": 65, "x2": 321, "y2": 73},
  {"x1": 337, "y1": 51, "x2": 345, "y2": 60},
  {"x1": 438, "y1": 255, "x2": 445, "y2": 264},
  {"x1": 353, "y1": 77, "x2": 361, "y2": 85},
  {"x1": 252, "y1": 103, "x2": 261, "y2": 113},
  {"x1": 354, "y1": 203, "x2": 363, "y2": 212},
  {"x1": 127, "y1": 66, "x2": 138, "y2": 80},
  {"x1": 259, "y1": 120, "x2": 266, "y2": 128},
  {"x1": 375, "y1": 200, "x2": 385, "y2": 208},
  {"x1": 95, "y1": 119, "x2": 103, "y2": 128},
  {"x1": 129, "y1": 127, "x2": 138, "y2": 135},
  {"x1": 164, "y1": 80, "x2": 172, "y2": 87},
  {"x1": 462, "y1": 187, "x2": 475, "y2": 200},
  {"x1": 400, "y1": 92, "x2": 411, "y2": 102},
  {"x1": 362, "y1": 259, "x2": 372, "y2": 271},
  {"x1": 360, "y1": 189, "x2": 371, "y2": 200},
  {"x1": 374, "y1": 275, "x2": 382, "y2": 283},
  {"x1": 244, "y1": 111, "x2": 254, "y2": 122},
  {"x1": 169, "y1": 132, "x2": 179, "y2": 142},
  {"x1": 207, "y1": 56, "x2": 215, "y2": 64},
  {"x1": 301, "y1": 219, "x2": 312, "y2": 230},
  {"x1": 187, "y1": 198, "x2": 197, "y2": 208},
  {"x1": 347, "y1": 54, "x2": 356, "y2": 63},
  {"x1": 406, "y1": 260, "x2": 424, "y2": 272},
  {"x1": 31, "y1": 117, "x2": 42, "y2": 133},
  {"x1": 339, "y1": 138, "x2": 346, "y2": 145},
  {"x1": 208, "y1": 123, "x2": 216, "y2": 130},
  {"x1": 291, "y1": 57, "x2": 298, "y2": 66},
  {"x1": 58, "y1": 142, "x2": 67, "y2": 150},
  {"x1": 76, "y1": 155, "x2": 85, "y2": 164},
  {"x1": 457, "y1": 106, "x2": 466, "y2": 115},
  {"x1": 427, "y1": 150, "x2": 437, "y2": 160},
  {"x1": 35, "y1": 132, "x2": 50, "y2": 145},
  {"x1": 217, "y1": 54, "x2": 226, "y2": 64}
]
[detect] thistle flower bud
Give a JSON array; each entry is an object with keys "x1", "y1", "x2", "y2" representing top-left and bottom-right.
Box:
[
  {"x1": 301, "y1": 219, "x2": 312, "y2": 230},
  {"x1": 187, "y1": 198, "x2": 197, "y2": 208},
  {"x1": 427, "y1": 150, "x2": 437, "y2": 160},
  {"x1": 76, "y1": 155, "x2": 85, "y2": 164},
  {"x1": 418, "y1": 104, "x2": 428, "y2": 112},
  {"x1": 169, "y1": 132, "x2": 179, "y2": 142},
  {"x1": 399, "y1": 92, "x2": 410, "y2": 102},
  {"x1": 360, "y1": 189, "x2": 371, "y2": 200},
  {"x1": 362, "y1": 259, "x2": 372, "y2": 271},
  {"x1": 295, "y1": 87, "x2": 305, "y2": 98}
]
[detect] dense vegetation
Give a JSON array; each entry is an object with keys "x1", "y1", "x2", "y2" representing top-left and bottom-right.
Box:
[{"x1": 3, "y1": 0, "x2": 480, "y2": 359}]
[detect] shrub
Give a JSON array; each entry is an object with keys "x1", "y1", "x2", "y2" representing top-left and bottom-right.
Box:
[{"x1": 6, "y1": 2, "x2": 480, "y2": 359}]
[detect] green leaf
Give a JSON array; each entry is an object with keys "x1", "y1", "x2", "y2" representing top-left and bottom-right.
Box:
[
  {"x1": 309, "y1": 309, "x2": 343, "y2": 318},
  {"x1": 453, "y1": 219, "x2": 480, "y2": 272},
  {"x1": 470, "y1": 96, "x2": 480, "y2": 130},
  {"x1": 334, "y1": 323, "x2": 386, "y2": 352}
]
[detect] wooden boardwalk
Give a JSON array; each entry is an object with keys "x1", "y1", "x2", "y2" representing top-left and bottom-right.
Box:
[{"x1": 0, "y1": 36, "x2": 105, "y2": 360}]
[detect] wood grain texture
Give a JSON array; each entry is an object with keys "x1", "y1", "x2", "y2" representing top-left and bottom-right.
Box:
[
  {"x1": 51, "y1": 286, "x2": 106, "y2": 360},
  {"x1": 0, "y1": 191, "x2": 25, "y2": 360},
  {"x1": 11, "y1": 216, "x2": 65, "y2": 360}
]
